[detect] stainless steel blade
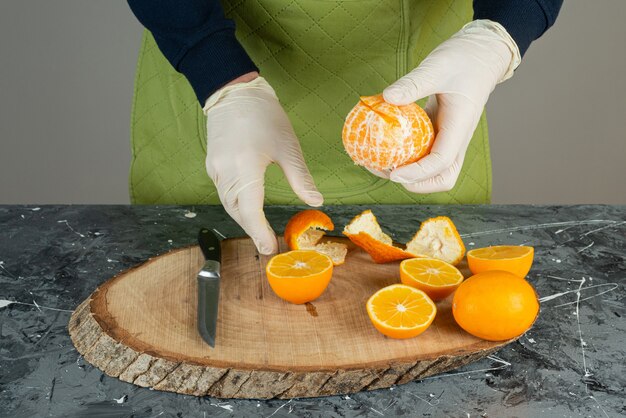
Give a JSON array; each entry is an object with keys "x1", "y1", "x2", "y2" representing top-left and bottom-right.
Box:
[
  {"x1": 197, "y1": 228, "x2": 221, "y2": 348},
  {"x1": 197, "y1": 260, "x2": 220, "y2": 347}
]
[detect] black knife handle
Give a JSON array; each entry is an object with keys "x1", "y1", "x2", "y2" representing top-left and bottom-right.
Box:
[{"x1": 198, "y1": 228, "x2": 221, "y2": 261}]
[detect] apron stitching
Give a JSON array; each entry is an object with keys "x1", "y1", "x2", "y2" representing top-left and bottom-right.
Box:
[
  {"x1": 250, "y1": 2, "x2": 400, "y2": 195},
  {"x1": 131, "y1": 75, "x2": 196, "y2": 158},
  {"x1": 130, "y1": 31, "x2": 150, "y2": 204},
  {"x1": 341, "y1": 5, "x2": 407, "y2": 53},
  {"x1": 231, "y1": 2, "x2": 351, "y2": 115},
  {"x1": 134, "y1": 70, "x2": 164, "y2": 95},
  {"x1": 132, "y1": 51, "x2": 191, "y2": 126},
  {"x1": 414, "y1": 1, "x2": 453, "y2": 59},
  {"x1": 481, "y1": 115, "x2": 492, "y2": 202},
  {"x1": 131, "y1": 97, "x2": 200, "y2": 198},
  {"x1": 238, "y1": 1, "x2": 297, "y2": 43},
  {"x1": 451, "y1": 133, "x2": 487, "y2": 203},
  {"x1": 229, "y1": 1, "x2": 400, "y2": 136},
  {"x1": 199, "y1": 9, "x2": 389, "y2": 198},
  {"x1": 397, "y1": 0, "x2": 407, "y2": 79},
  {"x1": 288, "y1": 2, "x2": 393, "y2": 85},
  {"x1": 280, "y1": 15, "x2": 395, "y2": 110}
]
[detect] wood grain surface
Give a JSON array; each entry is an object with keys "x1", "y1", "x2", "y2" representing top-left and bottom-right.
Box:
[{"x1": 68, "y1": 237, "x2": 514, "y2": 399}]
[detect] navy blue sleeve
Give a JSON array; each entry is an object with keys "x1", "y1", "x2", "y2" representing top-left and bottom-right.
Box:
[
  {"x1": 127, "y1": 0, "x2": 259, "y2": 104},
  {"x1": 474, "y1": 0, "x2": 563, "y2": 57}
]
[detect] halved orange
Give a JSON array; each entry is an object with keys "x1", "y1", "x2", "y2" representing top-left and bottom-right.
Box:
[
  {"x1": 400, "y1": 258, "x2": 464, "y2": 301},
  {"x1": 366, "y1": 284, "x2": 437, "y2": 339},
  {"x1": 467, "y1": 246, "x2": 534, "y2": 277},
  {"x1": 406, "y1": 216, "x2": 466, "y2": 266},
  {"x1": 266, "y1": 250, "x2": 334, "y2": 304},
  {"x1": 284, "y1": 209, "x2": 347, "y2": 265},
  {"x1": 343, "y1": 210, "x2": 417, "y2": 263}
]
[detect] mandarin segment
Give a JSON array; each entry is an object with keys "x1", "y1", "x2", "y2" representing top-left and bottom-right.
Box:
[
  {"x1": 366, "y1": 284, "x2": 437, "y2": 339},
  {"x1": 342, "y1": 94, "x2": 434, "y2": 171}
]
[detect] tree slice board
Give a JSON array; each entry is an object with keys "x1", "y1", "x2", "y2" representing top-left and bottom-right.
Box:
[{"x1": 68, "y1": 237, "x2": 514, "y2": 399}]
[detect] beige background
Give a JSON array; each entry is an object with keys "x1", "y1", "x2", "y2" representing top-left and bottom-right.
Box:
[{"x1": 0, "y1": 1, "x2": 624, "y2": 205}]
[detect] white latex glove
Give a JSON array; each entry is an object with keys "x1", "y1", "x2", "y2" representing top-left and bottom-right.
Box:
[
  {"x1": 376, "y1": 20, "x2": 521, "y2": 193},
  {"x1": 203, "y1": 76, "x2": 323, "y2": 255}
]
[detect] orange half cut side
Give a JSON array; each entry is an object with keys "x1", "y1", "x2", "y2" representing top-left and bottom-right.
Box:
[
  {"x1": 366, "y1": 284, "x2": 437, "y2": 339},
  {"x1": 266, "y1": 250, "x2": 334, "y2": 304},
  {"x1": 467, "y1": 245, "x2": 534, "y2": 277},
  {"x1": 400, "y1": 257, "x2": 464, "y2": 301}
]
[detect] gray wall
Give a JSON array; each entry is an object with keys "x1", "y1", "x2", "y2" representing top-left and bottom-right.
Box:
[{"x1": 1, "y1": 1, "x2": 624, "y2": 205}]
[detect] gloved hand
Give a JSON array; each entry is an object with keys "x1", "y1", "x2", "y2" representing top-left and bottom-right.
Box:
[
  {"x1": 374, "y1": 20, "x2": 521, "y2": 193},
  {"x1": 203, "y1": 76, "x2": 323, "y2": 254}
]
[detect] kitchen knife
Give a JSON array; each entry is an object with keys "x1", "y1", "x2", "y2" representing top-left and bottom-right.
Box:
[{"x1": 197, "y1": 228, "x2": 221, "y2": 348}]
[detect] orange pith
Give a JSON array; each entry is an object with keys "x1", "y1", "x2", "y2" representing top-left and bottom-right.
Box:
[
  {"x1": 452, "y1": 270, "x2": 539, "y2": 341},
  {"x1": 406, "y1": 216, "x2": 466, "y2": 266},
  {"x1": 400, "y1": 258, "x2": 464, "y2": 301},
  {"x1": 343, "y1": 210, "x2": 466, "y2": 265},
  {"x1": 467, "y1": 246, "x2": 534, "y2": 277},
  {"x1": 284, "y1": 210, "x2": 347, "y2": 266},
  {"x1": 366, "y1": 284, "x2": 437, "y2": 339},
  {"x1": 266, "y1": 250, "x2": 334, "y2": 304},
  {"x1": 342, "y1": 210, "x2": 417, "y2": 263},
  {"x1": 342, "y1": 94, "x2": 434, "y2": 171}
]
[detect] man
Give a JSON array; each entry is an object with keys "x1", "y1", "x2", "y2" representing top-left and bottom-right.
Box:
[{"x1": 127, "y1": 0, "x2": 562, "y2": 254}]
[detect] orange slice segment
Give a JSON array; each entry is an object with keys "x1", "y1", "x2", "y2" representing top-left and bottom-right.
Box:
[
  {"x1": 343, "y1": 210, "x2": 417, "y2": 263},
  {"x1": 406, "y1": 216, "x2": 466, "y2": 265},
  {"x1": 366, "y1": 284, "x2": 437, "y2": 339},
  {"x1": 266, "y1": 250, "x2": 334, "y2": 304},
  {"x1": 284, "y1": 209, "x2": 347, "y2": 265},
  {"x1": 400, "y1": 258, "x2": 464, "y2": 301},
  {"x1": 467, "y1": 245, "x2": 534, "y2": 278}
]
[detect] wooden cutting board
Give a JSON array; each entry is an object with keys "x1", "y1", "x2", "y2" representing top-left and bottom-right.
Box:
[{"x1": 68, "y1": 237, "x2": 514, "y2": 399}]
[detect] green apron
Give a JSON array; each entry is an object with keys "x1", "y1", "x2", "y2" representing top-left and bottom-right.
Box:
[{"x1": 129, "y1": 0, "x2": 492, "y2": 205}]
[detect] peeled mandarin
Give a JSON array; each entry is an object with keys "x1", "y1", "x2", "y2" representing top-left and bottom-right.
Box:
[{"x1": 342, "y1": 95, "x2": 434, "y2": 171}]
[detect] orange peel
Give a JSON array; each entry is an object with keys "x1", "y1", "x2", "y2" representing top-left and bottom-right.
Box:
[
  {"x1": 284, "y1": 209, "x2": 347, "y2": 265},
  {"x1": 406, "y1": 216, "x2": 466, "y2": 266},
  {"x1": 342, "y1": 210, "x2": 417, "y2": 263},
  {"x1": 343, "y1": 211, "x2": 465, "y2": 265}
]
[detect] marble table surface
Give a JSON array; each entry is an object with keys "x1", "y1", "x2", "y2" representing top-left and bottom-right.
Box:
[{"x1": 0, "y1": 204, "x2": 624, "y2": 418}]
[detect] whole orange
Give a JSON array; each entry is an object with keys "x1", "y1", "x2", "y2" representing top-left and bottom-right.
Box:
[
  {"x1": 452, "y1": 270, "x2": 539, "y2": 341},
  {"x1": 342, "y1": 95, "x2": 434, "y2": 171}
]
